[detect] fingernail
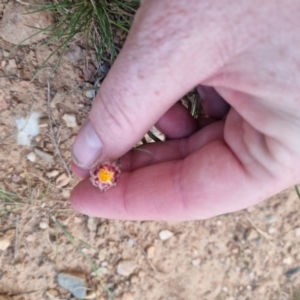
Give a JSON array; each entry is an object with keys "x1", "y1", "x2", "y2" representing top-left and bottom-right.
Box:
[{"x1": 71, "y1": 120, "x2": 103, "y2": 169}]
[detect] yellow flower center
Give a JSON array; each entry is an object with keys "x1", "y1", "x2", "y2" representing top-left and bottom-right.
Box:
[{"x1": 98, "y1": 168, "x2": 114, "y2": 183}]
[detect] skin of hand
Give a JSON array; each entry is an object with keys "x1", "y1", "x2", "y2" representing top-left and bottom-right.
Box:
[{"x1": 70, "y1": 0, "x2": 300, "y2": 220}]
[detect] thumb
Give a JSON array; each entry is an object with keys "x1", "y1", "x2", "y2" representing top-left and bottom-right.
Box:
[{"x1": 71, "y1": 0, "x2": 231, "y2": 169}]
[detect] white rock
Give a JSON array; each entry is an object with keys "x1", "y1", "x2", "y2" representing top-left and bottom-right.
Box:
[
  {"x1": 16, "y1": 111, "x2": 41, "y2": 146},
  {"x1": 27, "y1": 152, "x2": 36, "y2": 162},
  {"x1": 62, "y1": 114, "x2": 77, "y2": 128},
  {"x1": 46, "y1": 170, "x2": 60, "y2": 178},
  {"x1": 268, "y1": 227, "x2": 276, "y2": 234},
  {"x1": 283, "y1": 256, "x2": 293, "y2": 265},
  {"x1": 0, "y1": 238, "x2": 11, "y2": 251},
  {"x1": 222, "y1": 286, "x2": 228, "y2": 293},
  {"x1": 34, "y1": 148, "x2": 54, "y2": 164},
  {"x1": 117, "y1": 260, "x2": 137, "y2": 277},
  {"x1": 39, "y1": 221, "x2": 48, "y2": 229},
  {"x1": 192, "y1": 259, "x2": 201, "y2": 267},
  {"x1": 51, "y1": 91, "x2": 65, "y2": 108},
  {"x1": 85, "y1": 90, "x2": 95, "y2": 99},
  {"x1": 56, "y1": 173, "x2": 71, "y2": 188},
  {"x1": 5, "y1": 59, "x2": 17, "y2": 71},
  {"x1": 159, "y1": 230, "x2": 174, "y2": 241}
]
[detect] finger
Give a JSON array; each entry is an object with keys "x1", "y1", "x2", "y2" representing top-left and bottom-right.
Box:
[
  {"x1": 70, "y1": 138, "x2": 282, "y2": 221},
  {"x1": 155, "y1": 102, "x2": 197, "y2": 139},
  {"x1": 121, "y1": 121, "x2": 224, "y2": 171},
  {"x1": 71, "y1": 120, "x2": 223, "y2": 178},
  {"x1": 71, "y1": 1, "x2": 233, "y2": 169},
  {"x1": 197, "y1": 85, "x2": 230, "y2": 119}
]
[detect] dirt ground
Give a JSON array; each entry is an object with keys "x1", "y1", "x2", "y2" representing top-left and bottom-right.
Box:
[{"x1": 1, "y1": 4, "x2": 300, "y2": 300}]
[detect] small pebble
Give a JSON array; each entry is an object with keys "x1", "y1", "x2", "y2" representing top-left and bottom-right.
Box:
[
  {"x1": 66, "y1": 45, "x2": 85, "y2": 62},
  {"x1": 34, "y1": 148, "x2": 54, "y2": 164},
  {"x1": 74, "y1": 217, "x2": 82, "y2": 223},
  {"x1": 222, "y1": 286, "x2": 228, "y2": 293},
  {"x1": 5, "y1": 59, "x2": 17, "y2": 71},
  {"x1": 84, "y1": 291, "x2": 99, "y2": 299},
  {"x1": 62, "y1": 113, "x2": 77, "y2": 128},
  {"x1": 130, "y1": 275, "x2": 139, "y2": 284},
  {"x1": 121, "y1": 292, "x2": 134, "y2": 300},
  {"x1": 127, "y1": 238, "x2": 135, "y2": 247},
  {"x1": 283, "y1": 256, "x2": 293, "y2": 265},
  {"x1": 146, "y1": 245, "x2": 155, "y2": 259},
  {"x1": 1, "y1": 60, "x2": 6, "y2": 68},
  {"x1": 62, "y1": 189, "x2": 71, "y2": 198},
  {"x1": 117, "y1": 260, "x2": 137, "y2": 277},
  {"x1": 294, "y1": 228, "x2": 300, "y2": 237},
  {"x1": 192, "y1": 259, "x2": 201, "y2": 267},
  {"x1": 268, "y1": 227, "x2": 276, "y2": 234},
  {"x1": 245, "y1": 228, "x2": 259, "y2": 241},
  {"x1": 138, "y1": 270, "x2": 146, "y2": 277},
  {"x1": 27, "y1": 152, "x2": 36, "y2": 162},
  {"x1": 87, "y1": 217, "x2": 98, "y2": 232},
  {"x1": 266, "y1": 215, "x2": 277, "y2": 224},
  {"x1": 39, "y1": 221, "x2": 48, "y2": 229},
  {"x1": 46, "y1": 170, "x2": 59, "y2": 178},
  {"x1": 85, "y1": 90, "x2": 95, "y2": 99},
  {"x1": 101, "y1": 261, "x2": 108, "y2": 267},
  {"x1": 0, "y1": 229, "x2": 15, "y2": 251},
  {"x1": 232, "y1": 246, "x2": 240, "y2": 254},
  {"x1": 57, "y1": 272, "x2": 87, "y2": 299},
  {"x1": 45, "y1": 288, "x2": 60, "y2": 300},
  {"x1": 159, "y1": 230, "x2": 174, "y2": 241},
  {"x1": 2, "y1": 50, "x2": 10, "y2": 57},
  {"x1": 0, "y1": 238, "x2": 11, "y2": 251},
  {"x1": 56, "y1": 173, "x2": 71, "y2": 188}
]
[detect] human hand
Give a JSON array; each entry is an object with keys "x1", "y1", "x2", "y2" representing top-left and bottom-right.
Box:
[{"x1": 70, "y1": 0, "x2": 300, "y2": 220}]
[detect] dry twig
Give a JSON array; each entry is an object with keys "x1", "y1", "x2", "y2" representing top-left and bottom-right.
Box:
[
  {"x1": 14, "y1": 215, "x2": 19, "y2": 262},
  {"x1": 245, "y1": 214, "x2": 275, "y2": 246},
  {"x1": 46, "y1": 80, "x2": 71, "y2": 178}
]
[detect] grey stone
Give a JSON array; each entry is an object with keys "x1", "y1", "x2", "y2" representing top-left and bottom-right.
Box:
[
  {"x1": 34, "y1": 148, "x2": 54, "y2": 164},
  {"x1": 57, "y1": 272, "x2": 87, "y2": 299}
]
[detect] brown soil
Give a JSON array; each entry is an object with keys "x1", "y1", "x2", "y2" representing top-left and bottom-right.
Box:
[{"x1": 1, "y1": 10, "x2": 300, "y2": 300}]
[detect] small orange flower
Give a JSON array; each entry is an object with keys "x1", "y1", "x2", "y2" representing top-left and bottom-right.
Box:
[{"x1": 90, "y1": 160, "x2": 121, "y2": 192}]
